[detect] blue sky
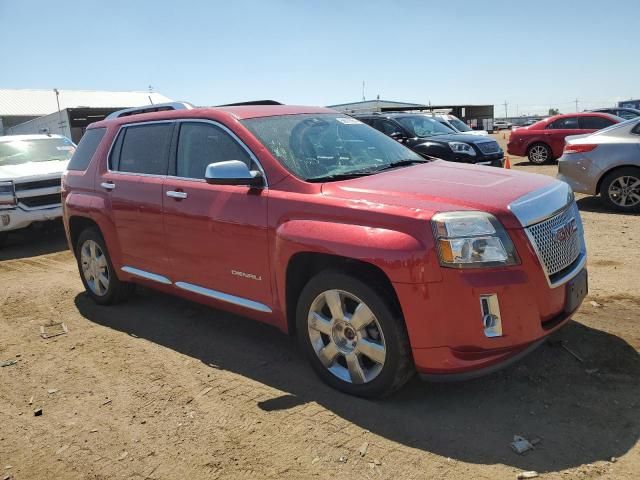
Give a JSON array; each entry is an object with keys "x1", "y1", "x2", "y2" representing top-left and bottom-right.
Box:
[{"x1": 0, "y1": 0, "x2": 637, "y2": 115}]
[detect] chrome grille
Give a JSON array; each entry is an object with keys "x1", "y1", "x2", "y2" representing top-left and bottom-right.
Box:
[
  {"x1": 525, "y1": 202, "x2": 582, "y2": 276},
  {"x1": 476, "y1": 141, "x2": 501, "y2": 155}
]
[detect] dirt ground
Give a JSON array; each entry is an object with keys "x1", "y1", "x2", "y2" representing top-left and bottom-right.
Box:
[{"x1": 0, "y1": 135, "x2": 638, "y2": 480}]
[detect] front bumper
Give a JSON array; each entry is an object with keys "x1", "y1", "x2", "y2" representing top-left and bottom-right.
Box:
[{"x1": 0, "y1": 204, "x2": 62, "y2": 232}]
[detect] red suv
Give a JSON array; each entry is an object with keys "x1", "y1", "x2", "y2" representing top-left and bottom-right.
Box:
[
  {"x1": 507, "y1": 112, "x2": 620, "y2": 164},
  {"x1": 62, "y1": 102, "x2": 588, "y2": 397}
]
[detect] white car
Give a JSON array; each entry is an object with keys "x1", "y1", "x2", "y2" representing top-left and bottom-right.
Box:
[
  {"x1": 493, "y1": 120, "x2": 513, "y2": 130},
  {"x1": 0, "y1": 134, "x2": 75, "y2": 247},
  {"x1": 424, "y1": 113, "x2": 489, "y2": 136}
]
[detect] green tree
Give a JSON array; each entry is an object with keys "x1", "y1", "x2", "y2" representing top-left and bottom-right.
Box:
[{"x1": 548, "y1": 108, "x2": 560, "y2": 115}]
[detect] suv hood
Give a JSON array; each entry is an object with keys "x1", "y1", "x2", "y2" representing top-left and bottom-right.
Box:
[
  {"x1": 0, "y1": 160, "x2": 68, "y2": 181},
  {"x1": 321, "y1": 160, "x2": 558, "y2": 229}
]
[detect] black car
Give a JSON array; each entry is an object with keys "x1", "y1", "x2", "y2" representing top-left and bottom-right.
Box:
[
  {"x1": 589, "y1": 107, "x2": 640, "y2": 121},
  {"x1": 356, "y1": 113, "x2": 504, "y2": 167}
]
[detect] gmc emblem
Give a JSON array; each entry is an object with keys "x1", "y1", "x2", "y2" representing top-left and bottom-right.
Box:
[{"x1": 552, "y1": 217, "x2": 578, "y2": 242}]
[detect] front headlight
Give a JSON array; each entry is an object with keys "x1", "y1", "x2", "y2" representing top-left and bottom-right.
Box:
[
  {"x1": 0, "y1": 181, "x2": 16, "y2": 209},
  {"x1": 431, "y1": 211, "x2": 519, "y2": 268},
  {"x1": 448, "y1": 141, "x2": 476, "y2": 156}
]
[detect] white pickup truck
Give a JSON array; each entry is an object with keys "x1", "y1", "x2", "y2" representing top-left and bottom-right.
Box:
[{"x1": 0, "y1": 134, "x2": 75, "y2": 247}]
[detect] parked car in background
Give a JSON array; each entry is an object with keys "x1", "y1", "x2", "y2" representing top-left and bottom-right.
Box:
[
  {"x1": 589, "y1": 107, "x2": 640, "y2": 121},
  {"x1": 426, "y1": 113, "x2": 489, "y2": 136},
  {"x1": 62, "y1": 102, "x2": 587, "y2": 397},
  {"x1": 507, "y1": 112, "x2": 621, "y2": 164},
  {"x1": 356, "y1": 113, "x2": 504, "y2": 167},
  {"x1": 558, "y1": 118, "x2": 640, "y2": 212},
  {"x1": 493, "y1": 120, "x2": 512, "y2": 130},
  {"x1": 0, "y1": 134, "x2": 75, "y2": 247}
]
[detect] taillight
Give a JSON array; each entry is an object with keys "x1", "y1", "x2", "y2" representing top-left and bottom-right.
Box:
[{"x1": 564, "y1": 144, "x2": 597, "y2": 154}]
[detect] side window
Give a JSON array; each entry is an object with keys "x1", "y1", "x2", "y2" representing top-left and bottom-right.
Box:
[
  {"x1": 375, "y1": 119, "x2": 404, "y2": 136},
  {"x1": 176, "y1": 122, "x2": 252, "y2": 179},
  {"x1": 115, "y1": 123, "x2": 173, "y2": 175},
  {"x1": 617, "y1": 110, "x2": 637, "y2": 120},
  {"x1": 547, "y1": 117, "x2": 579, "y2": 129},
  {"x1": 579, "y1": 116, "x2": 614, "y2": 130},
  {"x1": 67, "y1": 128, "x2": 106, "y2": 171},
  {"x1": 631, "y1": 122, "x2": 640, "y2": 135}
]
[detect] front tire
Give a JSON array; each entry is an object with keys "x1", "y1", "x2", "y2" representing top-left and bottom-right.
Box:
[
  {"x1": 75, "y1": 228, "x2": 135, "y2": 305},
  {"x1": 296, "y1": 271, "x2": 414, "y2": 398},
  {"x1": 600, "y1": 167, "x2": 640, "y2": 213},
  {"x1": 527, "y1": 143, "x2": 552, "y2": 165}
]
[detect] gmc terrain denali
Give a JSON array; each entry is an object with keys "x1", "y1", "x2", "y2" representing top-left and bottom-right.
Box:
[{"x1": 62, "y1": 102, "x2": 588, "y2": 397}]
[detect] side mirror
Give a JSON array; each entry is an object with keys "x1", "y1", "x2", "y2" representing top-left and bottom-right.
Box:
[{"x1": 205, "y1": 160, "x2": 264, "y2": 187}]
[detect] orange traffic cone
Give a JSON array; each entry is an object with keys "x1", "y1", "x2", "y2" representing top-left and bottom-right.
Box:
[{"x1": 504, "y1": 156, "x2": 511, "y2": 169}]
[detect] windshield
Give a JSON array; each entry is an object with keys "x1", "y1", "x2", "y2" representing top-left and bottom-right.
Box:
[
  {"x1": 395, "y1": 116, "x2": 454, "y2": 137},
  {"x1": 448, "y1": 117, "x2": 472, "y2": 132},
  {"x1": 242, "y1": 114, "x2": 423, "y2": 181},
  {"x1": 0, "y1": 137, "x2": 75, "y2": 166}
]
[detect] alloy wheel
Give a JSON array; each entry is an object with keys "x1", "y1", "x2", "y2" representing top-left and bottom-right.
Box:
[
  {"x1": 608, "y1": 175, "x2": 640, "y2": 208},
  {"x1": 529, "y1": 145, "x2": 549, "y2": 164},
  {"x1": 307, "y1": 289, "x2": 386, "y2": 384},
  {"x1": 80, "y1": 239, "x2": 110, "y2": 296}
]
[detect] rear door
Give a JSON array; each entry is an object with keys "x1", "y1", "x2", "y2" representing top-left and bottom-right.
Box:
[
  {"x1": 99, "y1": 121, "x2": 173, "y2": 279},
  {"x1": 162, "y1": 120, "x2": 272, "y2": 310},
  {"x1": 544, "y1": 116, "x2": 581, "y2": 157}
]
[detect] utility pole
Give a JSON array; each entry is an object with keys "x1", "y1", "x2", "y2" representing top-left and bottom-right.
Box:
[
  {"x1": 575, "y1": 98, "x2": 579, "y2": 112},
  {"x1": 503, "y1": 100, "x2": 508, "y2": 119}
]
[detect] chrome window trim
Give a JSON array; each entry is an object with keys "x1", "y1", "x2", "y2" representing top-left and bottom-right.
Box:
[
  {"x1": 121, "y1": 266, "x2": 172, "y2": 285},
  {"x1": 106, "y1": 120, "x2": 176, "y2": 175},
  {"x1": 170, "y1": 119, "x2": 269, "y2": 187},
  {"x1": 174, "y1": 281, "x2": 272, "y2": 313}
]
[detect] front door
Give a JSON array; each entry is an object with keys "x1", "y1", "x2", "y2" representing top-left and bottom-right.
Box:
[
  {"x1": 162, "y1": 120, "x2": 272, "y2": 310},
  {"x1": 100, "y1": 121, "x2": 173, "y2": 278}
]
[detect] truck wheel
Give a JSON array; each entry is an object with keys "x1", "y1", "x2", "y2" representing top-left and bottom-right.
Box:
[
  {"x1": 296, "y1": 271, "x2": 414, "y2": 398},
  {"x1": 0, "y1": 233, "x2": 7, "y2": 249},
  {"x1": 76, "y1": 228, "x2": 135, "y2": 305},
  {"x1": 600, "y1": 167, "x2": 640, "y2": 213},
  {"x1": 527, "y1": 143, "x2": 552, "y2": 164}
]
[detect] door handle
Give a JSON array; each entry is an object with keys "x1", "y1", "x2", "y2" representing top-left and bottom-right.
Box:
[
  {"x1": 166, "y1": 190, "x2": 188, "y2": 200},
  {"x1": 100, "y1": 181, "x2": 115, "y2": 191}
]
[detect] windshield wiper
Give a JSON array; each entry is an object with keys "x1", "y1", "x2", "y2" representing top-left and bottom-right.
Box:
[
  {"x1": 306, "y1": 171, "x2": 376, "y2": 182},
  {"x1": 373, "y1": 158, "x2": 429, "y2": 172}
]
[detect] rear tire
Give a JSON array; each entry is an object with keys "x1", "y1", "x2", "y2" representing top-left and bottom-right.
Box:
[
  {"x1": 296, "y1": 271, "x2": 414, "y2": 398},
  {"x1": 527, "y1": 143, "x2": 552, "y2": 165},
  {"x1": 75, "y1": 228, "x2": 135, "y2": 305},
  {"x1": 600, "y1": 167, "x2": 640, "y2": 213}
]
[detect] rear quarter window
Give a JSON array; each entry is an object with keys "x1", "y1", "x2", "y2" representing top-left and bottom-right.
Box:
[
  {"x1": 579, "y1": 116, "x2": 615, "y2": 130},
  {"x1": 67, "y1": 128, "x2": 106, "y2": 171}
]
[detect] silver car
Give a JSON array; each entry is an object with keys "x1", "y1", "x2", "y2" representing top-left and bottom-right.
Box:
[{"x1": 557, "y1": 118, "x2": 640, "y2": 212}]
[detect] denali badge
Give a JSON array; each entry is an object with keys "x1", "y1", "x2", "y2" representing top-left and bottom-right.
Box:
[
  {"x1": 231, "y1": 270, "x2": 262, "y2": 281},
  {"x1": 552, "y1": 217, "x2": 577, "y2": 242}
]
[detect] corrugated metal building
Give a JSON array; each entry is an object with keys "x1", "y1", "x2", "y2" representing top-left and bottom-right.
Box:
[
  {"x1": 0, "y1": 89, "x2": 173, "y2": 136},
  {"x1": 328, "y1": 99, "x2": 424, "y2": 114}
]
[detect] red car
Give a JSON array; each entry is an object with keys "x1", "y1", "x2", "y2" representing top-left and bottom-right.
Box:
[
  {"x1": 507, "y1": 112, "x2": 620, "y2": 164},
  {"x1": 62, "y1": 102, "x2": 588, "y2": 397}
]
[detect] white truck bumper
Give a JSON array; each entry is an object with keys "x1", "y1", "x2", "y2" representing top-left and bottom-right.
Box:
[{"x1": 0, "y1": 205, "x2": 62, "y2": 232}]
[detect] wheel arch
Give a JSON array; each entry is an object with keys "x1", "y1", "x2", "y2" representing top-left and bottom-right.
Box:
[
  {"x1": 284, "y1": 252, "x2": 403, "y2": 336},
  {"x1": 68, "y1": 215, "x2": 101, "y2": 253},
  {"x1": 595, "y1": 164, "x2": 640, "y2": 194}
]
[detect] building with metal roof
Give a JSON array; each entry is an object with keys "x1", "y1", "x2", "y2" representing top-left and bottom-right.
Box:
[
  {"x1": 327, "y1": 99, "x2": 425, "y2": 114},
  {"x1": 0, "y1": 88, "x2": 173, "y2": 135}
]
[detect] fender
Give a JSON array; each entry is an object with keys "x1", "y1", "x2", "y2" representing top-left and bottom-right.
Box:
[{"x1": 272, "y1": 219, "x2": 441, "y2": 320}]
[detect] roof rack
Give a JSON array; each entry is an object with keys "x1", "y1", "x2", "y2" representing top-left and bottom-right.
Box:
[
  {"x1": 106, "y1": 101, "x2": 195, "y2": 119},
  {"x1": 217, "y1": 100, "x2": 283, "y2": 106}
]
